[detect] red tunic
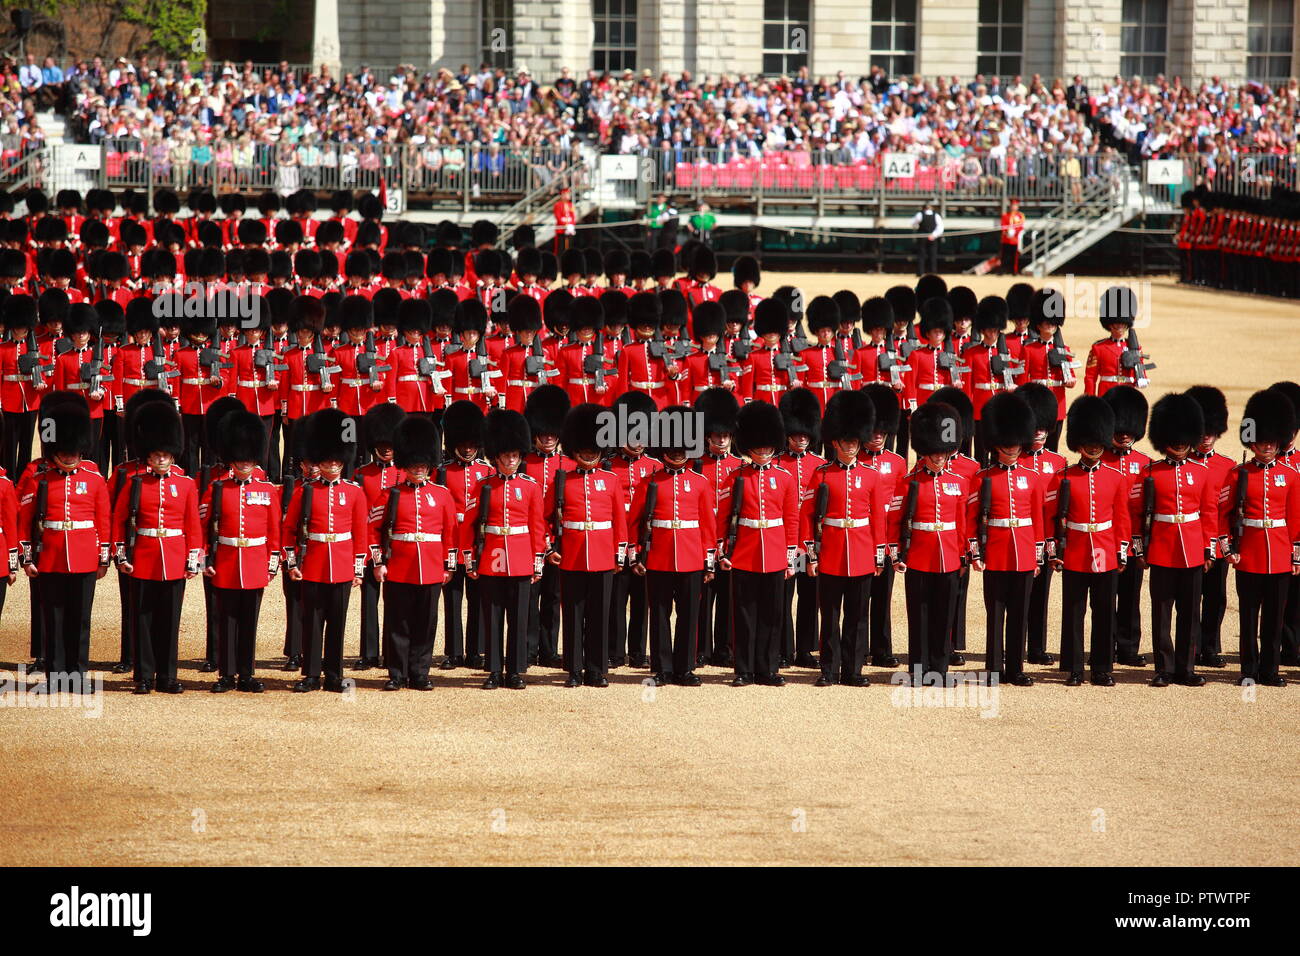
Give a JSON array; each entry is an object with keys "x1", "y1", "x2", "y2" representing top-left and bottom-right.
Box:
[
  {"x1": 111, "y1": 470, "x2": 203, "y2": 580},
  {"x1": 17, "y1": 464, "x2": 111, "y2": 573},
  {"x1": 282, "y1": 478, "x2": 369, "y2": 582},
  {"x1": 549, "y1": 466, "x2": 629, "y2": 572},
  {"x1": 199, "y1": 477, "x2": 282, "y2": 589},
  {"x1": 719, "y1": 462, "x2": 799, "y2": 573},
  {"x1": 370, "y1": 480, "x2": 458, "y2": 584},
  {"x1": 800, "y1": 460, "x2": 888, "y2": 577},
  {"x1": 629, "y1": 466, "x2": 716, "y2": 572}
]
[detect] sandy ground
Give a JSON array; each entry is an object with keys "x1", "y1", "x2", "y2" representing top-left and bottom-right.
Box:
[{"x1": 3, "y1": 274, "x2": 1299, "y2": 867}]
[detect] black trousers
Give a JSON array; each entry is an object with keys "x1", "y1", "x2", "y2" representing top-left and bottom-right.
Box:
[
  {"x1": 562, "y1": 569, "x2": 612, "y2": 678},
  {"x1": 609, "y1": 566, "x2": 649, "y2": 663},
  {"x1": 203, "y1": 575, "x2": 217, "y2": 665},
  {"x1": 983, "y1": 569, "x2": 1032, "y2": 676},
  {"x1": 1237, "y1": 570, "x2": 1289, "y2": 681},
  {"x1": 1199, "y1": 557, "x2": 1229, "y2": 657},
  {"x1": 213, "y1": 586, "x2": 264, "y2": 678},
  {"x1": 915, "y1": 238, "x2": 938, "y2": 275},
  {"x1": 383, "y1": 580, "x2": 441, "y2": 682},
  {"x1": 442, "y1": 566, "x2": 481, "y2": 660},
  {"x1": 647, "y1": 569, "x2": 702, "y2": 676},
  {"x1": 1148, "y1": 564, "x2": 1202, "y2": 679},
  {"x1": 1281, "y1": 573, "x2": 1300, "y2": 662},
  {"x1": 905, "y1": 569, "x2": 958, "y2": 679},
  {"x1": 698, "y1": 567, "x2": 732, "y2": 662},
  {"x1": 282, "y1": 574, "x2": 302, "y2": 659},
  {"x1": 1060, "y1": 569, "x2": 1117, "y2": 676},
  {"x1": 527, "y1": 560, "x2": 561, "y2": 662},
  {"x1": 1114, "y1": 559, "x2": 1144, "y2": 658},
  {"x1": 1000, "y1": 242, "x2": 1020, "y2": 275},
  {"x1": 3, "y1": 409, "x2": 34, "y2": 477},
  {"x1": 28, "y1": 574, "x2": 42, "y2": 658},
  {"x1": 101, "y1": 409, "x2": 123, "y2": 472},
  {"x1": 893, "y1": 409, "x2": 911, "y2": 462},
  {"x1": 1027, "y1": 563, "x2": 1053, "y2": 658},
  {"x1": 182, "y1": 412, "x2": 206, "y2": 477},
  {"x1": 818, "y1": 572, "x2": 870, "y2": 679},
  {"x1": 781, "y1": 570, "x2": 818, "y2": 661},
  {"x1": 117, "y1": 570, "x2": 135, "y2": 666},
  {"x1": 299, "y1": 579, "x2": 352, "y2": 682},
  {"x1": 359, "y1": 563, "x2": 381, "y2": 661},
  {"x1": 133, "y1": 578, "x2": 185, "y2": 684},
  {"x1": 869, "y1": 561, "x2": 896, "y2": 660},
  {"x1": 732, "y1": 568, "x2": 785, "y2": 677},
  {"x1": 480, "y1": 574, "x2": 531, "y2": 676},
  {"x1": 39, "y1": 571, "x2": 95, "y2": 678},
  {"x1": 952, "y1": 566, "x2": 971, "y2": 651}
]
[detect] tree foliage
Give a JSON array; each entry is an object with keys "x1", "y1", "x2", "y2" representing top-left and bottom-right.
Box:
[{"x1": 3, "y1": 0, "x2": 209, "y2": 58}]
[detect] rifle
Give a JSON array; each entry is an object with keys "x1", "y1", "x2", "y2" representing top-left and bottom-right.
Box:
[
  {"x1": 469, "y1": 337, "x2": 493, "y2": 396},
  {"x1": 418, "y1": 333, "x2": 443, "y2": 387},
  {"x1": 1229, "y1": 466, "x2": 1249, "y2": 558},
  {"x1": 636, "y1": 476, "x2": 657, "y2": 567},
  {"x1": 1054, "y1": 477, "x2": 1071, "y2": 562},
  {"x1": 729, "y1": 336, "x2": 752, "y2": 364},
  {"x1": 124, "y1": 474, "x2": 143, "y2": 565},
  {"x1": 900, "y1": 321, "x2": 920, "y2": 361},
  {"x1": 990, "y1": 332, "x2": 1021, "y2": 390},
  {"x1": 525, "y1": 336, "x2": 559, "y2": 381},
  {"x1": 206, "y1": 479, "x2": 222, "y2": 569},
  {"x1": 878, "y1": 338, "x2": 910, "y2": 389},
  {"x1": 1048, "y1": 329, "x2": 1078, "y2": 387},
  {"x1": 306, "y1": 332, "x2": 341, "y2": 390},
  {"x1": 810, "y1": 482, "x2": 829, "y2": 562},
  {"x1": 582, "y1": 333, "x2": 610, "y2": 390},
  {"x1": 772, "y1": 337, "x2": 808, "y2": 388},
  {"x1": 937, "y1": 333, "x2": 970, "y2": 387},
  {"x1": 551, "y1": 468, "x2": 567, "y2": 552},
  {"x1": 28, "y1": 476, "x2": 48, "y2": 565},
  {"x1": 1138, "y1": 473, "x2": 1155, "y2": 558},
  {"x1": 355, "y1": 331, "x2": 391, "y2": 389},
  {"x1": 707, "y1": 345, "x2": 743, "y2": 385},
  {"x1": 17, "y1": 330, "x2": 54, "y2": 388},
  {"x1": 144, "y1": 330, "x2": 180, "y2": 394},
  {"x1": 469, "y1": 486, "x2": 491, "y2": 573},
  {"x1": 381, "y1": 485, "x2": 401, "y2": 565},
  {"x1": 976, "y1": 475, "x2": 992, "y2": 563},
  {"x1": 296, "y1": 481, "x2": 314, "y2": 570},
  {"x1": 253, "y1": 338, "x2": 289, "y2": 389},
  {"x1": 1120, "y1": 326, "x2": 1155, "y2": 388},
  {"x1": 724, "y1": 472, "x2": 744, "y2": 560},
  {"x1": 80, "y1": 329, "x2": 114, "y2": 396},
  {"x1": 897, "y1": 480, "x2": 920, "y2": 565},
  {"x1": 198, "y1": 343, "x2": 232, "y2": 385},
  {"x1": 281, "y1": 473, "x2": 296, "y2": 518}
]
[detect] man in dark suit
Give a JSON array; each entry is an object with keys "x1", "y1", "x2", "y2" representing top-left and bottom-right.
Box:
[{"x1": 1066, "y1": 76, "x2": 1091, "y2": 117}]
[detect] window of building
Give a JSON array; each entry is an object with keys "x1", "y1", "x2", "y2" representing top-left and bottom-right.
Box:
[
  {"x1": 481, "y1": 0, "x2": 515, "y2": 70},
  {"x1": 870, "y1": 0, "x2": 916, "y2": 77},
  {"x1": 1119, "y1": 0, "x2": 1167, "y2": 78},
  {"x1": 976, "y1": 0, "x2": 1023, "y2": 80},
  {"x1": 593, "y1": 0, "x2": 638, "y2": 73},
  {"x1": 762, "y1": 0, "x2": 811, "y2": 75},
  {"x1": 1248, "y1": 0, "x2": 1294, "y2": 82}
]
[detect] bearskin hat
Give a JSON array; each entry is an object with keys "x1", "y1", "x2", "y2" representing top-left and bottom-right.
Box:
[
  {"x1": 241, "y1": 248, "x2": 270, "y2": 277},
  {"x1": 237, "y1": 219, "x2": 267, "y2": 246},
  {"x1": 255, "y1": 191, "x2": 281, "y2": 218},
  {"x1": 32, "y1": 216, "x2": 67, "y2": 243},
  {"x1": 1099, "y1": 285, "x2": 1138, "y2": 328},
  {"x1": 453, "y1": 298, "x2": 487, "y2": 336},
  {"x1": 474, "y1": 249, "x2": 503, "y2": 280},
  {"x1": 45, "y1": 248, "x2": 76, "y2": 279},
  {"x1": 597, "y1": 290, "x2": 625, "y2": 329},
  {"x1": 80, "y1": 219, "x2": 110, "y2": 249},
  {"x1": 974, "y1": 295, "x2": 1009, "y2": 334},
  {"x1": 545, "y1": 289, "x2": 575, "y2": 333},
  {"x1": 394, "y1": 221, "x2": 423, "y2": 249},
  {"x1": 1029, "y1": 288, "x2": 1065, "y2": 329},
  {"x1": 484, "y1": 408, "x2": 531, "y2": 459},
  {"x1": 305, "y1": 408, "x2": 357, "y2": 464},
  {"x1": 199, "y1": 247, "x2": 225, "y2": 278},
  {"x1": 214, "y1": 409, "x2": 265, "y2": 465},
  {"x1": 1148, "y1": 392, "x2": 1204, "y2": 453},
  {"x1": 442, "y1": 400, "x2": 485, "y2": 453},
  {"x1": 1268, "y1": 383, "x2": 1300, "y2": 442},
  {"x1": 334, "y1": 295, "x2": 371, "y2": 333},
  {"x1": 507, "y1": 295, "x2": 542, "y2": 335},
  {"x1": 203, "y1": 396, "x2": 246, "y2": 454},
  {"x1": 651, "y1": 247, "x2": 677, "y2": 280},
  {"x1": 261, "y1": 288, "x2": 291, "y2": 327},
  {"x1": 289, "y1": 295, "x2": 326, "y2": 334},
  {"x1": 910, "y1": 402, "x2": 961, "y2": 457},
  {"x1": 23, "y1": 188, "x2": 48, "y2": 215},
  {"x1": 627, "y1": 291, "x2": 661, "y2": 330},
  {"x1": 38, "y1": 288, "x2": 70, "y2": 327},
  {"x1": 0, "y1": 248, "x2": 27, "y2": 281},
  {"x1": 1006, "y1": 282, "x2": 1034, "y2": 321},
  {"x1": 63, "y1": 302, "x2": 97, "y2": 336},
  {"x1": 340, "y1": 251, "x2": 369, "y2": 279},
  {"x1": 219, "y1": 193, "x2": 247, "y2": 216},
  {"x1": 1066, "y1": 395, "x2": 1116, "y2": 452},
  {"x1": 391, "y1": 297, "x2": 427, "y2": 335},
  {"x1": 55, "y1": 188, "x2": 82, "y2": 210},
  {"x1": 425, "y1": 248, "x2": 454, "y2": 279},
  {"x1": 582, "y1": 247, "x2": 603, "y2": 276},
  {"x1": 771, "y1": 285, "x2": 803, "y2": 322},
  {"x1": 330, "y1": 190, "x2": 354, "y2": 214},
  {"x1": 691, "y1": 301, "x2": 725, "y2": 341},
  {"x1": 196, "y1": 220, "x2": 224, "y2": 249},
  {"x1": 153, "y1": 188, "x2": 180, "y2": 215},
  {"x1": 116, "y1": 219, "x2": 143, "y2": 250},
  {"x1": 470, "y1": 219, "x2": 499, "y2": 247},
  {"x1": 612, "y1": 389, "x2": 657, "y2": 443},
  {"x1": 927, "y1": 385, "x2": 974, "y2": 442},
  {"x1": 821, "y1": 389, "x2": 876, "y2": 447},
  {"x1": 915, "y1": 273, "x2": 948, "y2": 307},
  {"x1": 1242, "y1": 389, "x2": 1297, "y2": 447},
  {"x1": 181, "y1": 310, "x2": 217, "y2": 343},
  {"x1": 804, "y1": 295, "x2": 840, "y2": 334},
  {"x1": 425, "y1": 289, "x2": 456, "y2": 330},
  {"x1": 884, "y1": 285, "x2": 917, "y2": 325},
  {"x1": 735, "y1": 399, "x2": 785, "y2": 456},
  {"x1": 1103, "y1": 385, "x2": 1148, "y2": 441},
  {"x1": 524, "y1": 384, "x2": 570, "y2": 439},
  {"x1": 393, "y1": 414, "x2": 441, "y2": 470},
  {"x1": 182, "y1": 247, "x2": 204, "y2": 279},
  {"x1": 188, "y1": 190, "x2": 217, "y2": 215},
  {"x1": 435, "y1": 220, "x2": 462, "y2": 248},
  {"x1": 560, "y1": 247, "x2": 586, "y2": 278},
  {"x1": 272, "y1": 220, "x2": 302, "y2": 249},
  {"x1": 40, "y1": 396, "x2": 92, "y2": 458},
  {"x1": 831, "y1": 290, "x2": 860, "y2": 328},
  {"x1": 659, "y1": 288, "x2": 688, "y2": 328},
  {"x1": 132, "y1": 401, "x2": 184, "y2": 460},
  {"x1": 979, "y1": 392, "x2": 1036, "y2": 451},
  {"x1": 539, "y1": 251, "x2": 558, "y2": 283},
  {"x1": 918, "y1": 296, "x2": 953, "y2": 337},
  {"x1": 86, "y1": 188, "x2": 115, "y2": 214},
  {"x1": 732, "y1": 254, "x2": 761, "y2": 289},
  {"x1": 97, "y1": 250, "x2": 130, "y2": 282},
  {"x1": 380, "y1": 251, "x2": 406, "y2": 281},
  {"x1": 356, "y1": 193, "x2": 383, "y2": 222},
  {"x1": 122, "y1": 389, "x2": 173, "y2": 458},
  {"x1": 603, "y1": 248, "x2": 629, "y2": 279},
  {"x1": 1185, "y1": 385, "x2": 1228, "y2": 437},
  {"x1": 753, "y1": 297, "x2": 788, "y2": 338},
  {"x1": 95, "y1": 300, "x2": 125, "y2": 339},
  {"x1": 697, "y1": 387, "x2": 739, "y2": 436},
  {"x1": 124, "y1": 297, "x2": 159, "y2": 336},
  {"x1": 561, "y1": 402, "x2": 608, "y2": 458},
  {"x1": 719, "y1": 288, "x2": 749, "y2": 326},
  {"x1": 689, "y1": 244, "x2": 717, "y2": 279},
  {"x1": 947, "y1": 285, "x2": 978, "y2": 323},
  {"x1": 2, "y1": 292, "x2": 36, "y2": 328},
  {"x1": 513, "y1": 246, "x2": 542, "y2": 279},
  {"x1": 780, "y1": 387, "x2": 822, "y2": 443},
  {"x1": 628, "y1": 250, "x2": 652, "y2": 281},
  {"x1": 1016, "y1": 382, "x2": 1059, "y2": 436},
  {"x1": 314, "y1": 219, "x2": 344, "y2": 247}
]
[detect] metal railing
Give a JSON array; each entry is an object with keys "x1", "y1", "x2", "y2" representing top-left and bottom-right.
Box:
[
  {"x1": 1023, "y1": 167, "x2": 1130, "y2": 273},
  {"x1": 0, "y1": 145, "x2": 49, "y2": 191}
]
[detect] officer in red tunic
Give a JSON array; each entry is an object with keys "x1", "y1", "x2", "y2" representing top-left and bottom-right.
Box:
[
  {"x1": 1226, "y1": 390, "x2": 1300, "y2": 686},
  {"x1": 439, "y1": 401, "x2": 492, "y2": 668},
  {"x1": 1085, "y1": 285, "x2": 1152, "y2": 396},
  {"x1": 372, "y1": 416, "x2": 458, "y2": 690},
  {"x1": 549, "y1": 403, "x2": 628, "y2": 687},
  {"x1": 501, "y1": 295, "x2": 557, "y2": 413},
  {"x1": 891, "y1": 402, "x2": 970, "y2": 683},
  {"x1": 386, "y1": 297, "x2": 447, "y2": 415},
  {"x1": 929, "y1": 386, "x2": 979, "y2": 666},
  {"x1": 777, "y1": 387, "x2": 825, "y2": 668},
  {"x1": 202, "y1": 410, "x2": 281, "y2": 693},
  {"x1": 282, "y1": 409, "x2": 369, "y2": 692},
  {"x1": 861, "y1": 384, "x2": 906, "y2": 667},
  {"x1": 354, "y1": 403, "x2": 406, "y2": 670},
  {"x1": 466, "y1": 409, "x2": 547, "y2": 689},
  {"x1": 967, "y1": 393, "x2": 1045, "y2": 686},
  {"x1": 1049, "y1": 396, "x2": 1131, "y2": 686},
  {"x1": 738, "y1": 298, "x2": 799, "y2": 407},
  {"x1": 616, "y1": 292, "x2": 680, "y2": 411},
  {"x1": 0, "y1": 294, "x2": 48, "y2": 476},
  {"x1": 522, "y1": 384, "x2": 573, "y2": 667},
  {"x1": 1018, "y1": 289, "x2": 1077, "y2": 451},
  {"x1": 1016, "y1": 382, "x2": 1067, "y2": 666},
  {"x1": 605, "y1": 390, "x2": 661, "y2": 668},
  {"x1": 1139, "y1": 393, "x2": 1219, "y2": 687},
  {"x1": 720, "y1": 401, "x2": 798, "y2": 686},
  {"x1": 797, "y1": 296, "x2": 857, "y2": 412},
  {"x1": 1102, "y1": 385, "x2": 1152, "y2": 666},
  {"x1": 804, "y1": 391, "x2": 887, "y2": 686},
  {"x1": 692, "y1": 388, "x2": 741, "y2": 666},
  {"x1": 1186, "y1": 385, "x2": 1234, "y2": 669},
  {"x1": 961, "y1": 295, "x2": 1018, "y2": 466}
]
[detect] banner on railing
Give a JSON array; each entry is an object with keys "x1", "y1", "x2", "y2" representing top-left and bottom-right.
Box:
[
  {"x1": 1144, "y1": 160, "x2": 1182, "y2": 186},
  {"x1": 881, "y1": 153, "x2": 917, "y2": 179}
]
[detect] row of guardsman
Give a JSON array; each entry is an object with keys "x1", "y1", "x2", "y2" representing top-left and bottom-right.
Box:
[{"x1": 1176, "y1": 184, "x2": 1300, "y2": 298}]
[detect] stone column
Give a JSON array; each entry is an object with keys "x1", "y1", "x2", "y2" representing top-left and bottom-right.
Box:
[
  {"x1": 1059, "y1": 0, "x2": 1121, "y2": 79},
  {"x1": 1186, "y1": 0, "x2": 1249, "y2": 80},
  {"x1": 313, "y1": 0, "x2": 342, "y2": 76},
  {"x1": 918, "y1": 0, "x2": 979, "y2": 76}
]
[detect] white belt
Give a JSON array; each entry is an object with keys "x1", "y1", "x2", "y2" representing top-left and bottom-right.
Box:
[
  {"x1": 563, "y1": 520, "x2": 613, "y2": 531},
  {"x1": 1066, "y1": 520, "x2": 1112, "y2": 532},
  {"x1": 237, "y1": 379, "x2": 271, "y2": 388},
  {"x1": 43, "y1": 520, "x2": 95, "y2": 530},
  {"x1": 122, "y1": 377, "x2": 153, "y2": 387},
  {"x1": 1154, "y1": 512, "x2": 1200, "y2": 524},
  {"x1": 974, "y1": 382, "x2": 1000, "y2": 391},
  {"x1": 341, "y1": 377, "x2": 368, "y2": 386},
  {"x1": 805, "y1": 381, "x2": 837, "y2": 389},
  {"x1": 739, "y1": 517, "x2": 783, "y2": 529},
  {"x1": 455, "y1": 386, "x2": 486, "y2": 394},
  {"x1": 569, "y1": 377, "x2": 597, "y2": 385},
  {"x1": 389, "y1": 532, "x2": 442, "y2": 542},
  {"x1": 1030, "y1": 378, "x2": 1063, "y2": 387},
  {"x1": 181, "y1": 377, "x2": 209, "y2": 385},
  {"x1": 485, "y1": 525, "x2": 529, "y2": 535},
  {"x1": 650, "y1": 519, "x2": 699, "y2": 529},
  {"x1": 755, "y1": 384, "x2": 784, "y2": 392},
  {"x1": 290, "y1": 383, "x2": 320, "y2": 392},
  {"x1": 398, "y1": 374, "x2": 425, "y2": 382},
  {"x1": 988, "y1": 517, "x2": 1032, "y2": 528},
  {"x1": 218, "y1": 535, "x2": 268, "y2": 547},
  {"x1": 1099, "y1": 375, "x2": 1128, "y2": 383},
  {"x1": 630, "y1": 380, "x2": 664, "y2": 389},
  {"x1": 66, "y1": 383, "x2": 91, "y2": 390},
  {"x1": 306, "y1": 531, "x2": 352, "y2": 542},
  {"x1": 824, "y1": 517, "x2": 870, "y2": 528},
  {"x1": 1243, "y1": 518, "x2": 1285, "y2": 529},
  {"x1": 136, "y1": 527, "x2": 185, "y2": 538},
  {"x1": 3, "y1": 374, "x2": 26, "y2": 381},
  {"x1": 506, "y1": 380, "x2": 534, "y2": 388},
  {"x1": 910, "y1": 520, "x2": 957, "y2": 532},
  {"x1": 916, "y1": 383, "x2": 944, "y2": 391}
]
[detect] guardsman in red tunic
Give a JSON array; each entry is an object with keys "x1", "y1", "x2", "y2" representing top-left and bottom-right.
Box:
[
  {"x1": 999, "y1": 197, "x2": 1026, "y2": 274},
  {"x1": 1186, "y1": 386, "x2": 1234, "y2": 669},
  {"x1": 929, "y1": 386, "x2": 979, "y2": 665},
  {"x1": 1018, "y1": 289, "x2": 1077, "y2": 451},
  {"x1": 466, "y1": 409, "x2": 547, "y2": 689},
  {"x1": 616, "y1": 291, "x2": 679, "y2": 411},
  {"x1": 331, "y1": 296, "x2": 388, "y2": 420},
  {"x1": 445, "y1": 299, "x2": 502, "y2": 412},
  {"x1": 682, "y1": 244, "x2": 722, "y2": 312},
  {"x1": 1138, "y1": 393, "x2": 1219, "y2": 687},
  {"x1": 557, "y1": 296, "x2": 614, "y2": 407},
  {"x1": 684, "y1": 301, "x2": 744, "y2": 397},
  {"x1": 18, "y1": 401, "x2": 111, "y2": 685},
  {"x1": 861, "y1": 384, "x2": 907, "y2": 667},
  {"x1": 605, "y1": 390, "x2": 661, "y2": 668},
  {"x1": 1016, "y1": 383, "x2": 1068, "y2": 667},
  {"x1": 720, "y1": 402, "x2": 799, "y2": 686},
  {"x1": 111, "y1": 301, "x2": 171, "y2": 424},
  {"x1": 629, "y1": 405, "x2": 715, "y2": 687},
  {"x1": 738, "y1": 299, "x2": 800, "y2": 407},
  {"x1": 201, "y1": 410, "x2": 281, "y2": 692},
  {"x1": 691, "y1": 388, "x2": 741, "y2": 666},
  {"x1": 548, "y1": 403, "x2": 628, "y2": 687},
  {"x1": 231, "y1": 309, "x2": 281, "y2": 439},
  {"x1": 0, "y1": 294, "x2": 49, "y2": 476},
  {"x1": 1004, "y1": 283, "x2": 1034, "y2": 388},
  {"x1": 1101, "y1": 385, "x2": 1152, "y2": 666},
  {"x1": 854, "y1": 296, "x2": 904, "y2": 393},
  {"x1": 523, "y1": 385, "x2": 573, "y2": 667},
  {"x1": 174, "y1": 314, "x2": 227, "y2": 475},
  {"x1": 439, "y1": 401, "x2": 492, "y2": 668},
  {"x1": 52, "y1": 304, "x2": 112, "y2": 450},
  {"x1": 282, "y1": 410, "x2": 369, "y2": 692},
  {"x1": 0, "y1": 451, "x2": 17, "y2": 635},
  {"x1": 386, "y1": 298, "x2": 447, "y2": 414},
  {"x1": 966, "y1": 394, "x2": 1045, "y2": 686},
  {"x1": 777, "y1": 388, "x2": 825, "y2": 669},
  {"x1": 280, "y1": 296, "x2": 338, "y2": 476},
  {"x1": 962, "y1": 295, "x2": 1017, "y2": 466},
  {"x1": 501, "y1": 295, "x2": 557, "y2": 413},
  {"x1": 1050, "y1": 396, "x2": 1133, "y2": 686},
  {"x1": 804, "y1": 391, "x2": 887, "y2": 686},
  {"x1": 890, "y1": 403, "x2": 970, "y2": 683},
  {"x1": 354, "y1": 403, "x2": 405, "y2": 670},
  {"x1": 371, "y1": 416, "x2": 458, "y2": 690},
  {"x1": 903, "y1": 297, "x2": 963, "y2": 417},
  {"x1": 798, "y1": 296, "x2": 858, "y2": 412},
  {"x1": 1226, "y1": 391, "x2": 1300, "y2": 686},
  {"x1": 1085, "y1": 285, "x2": 1152, "y2": 397}
]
